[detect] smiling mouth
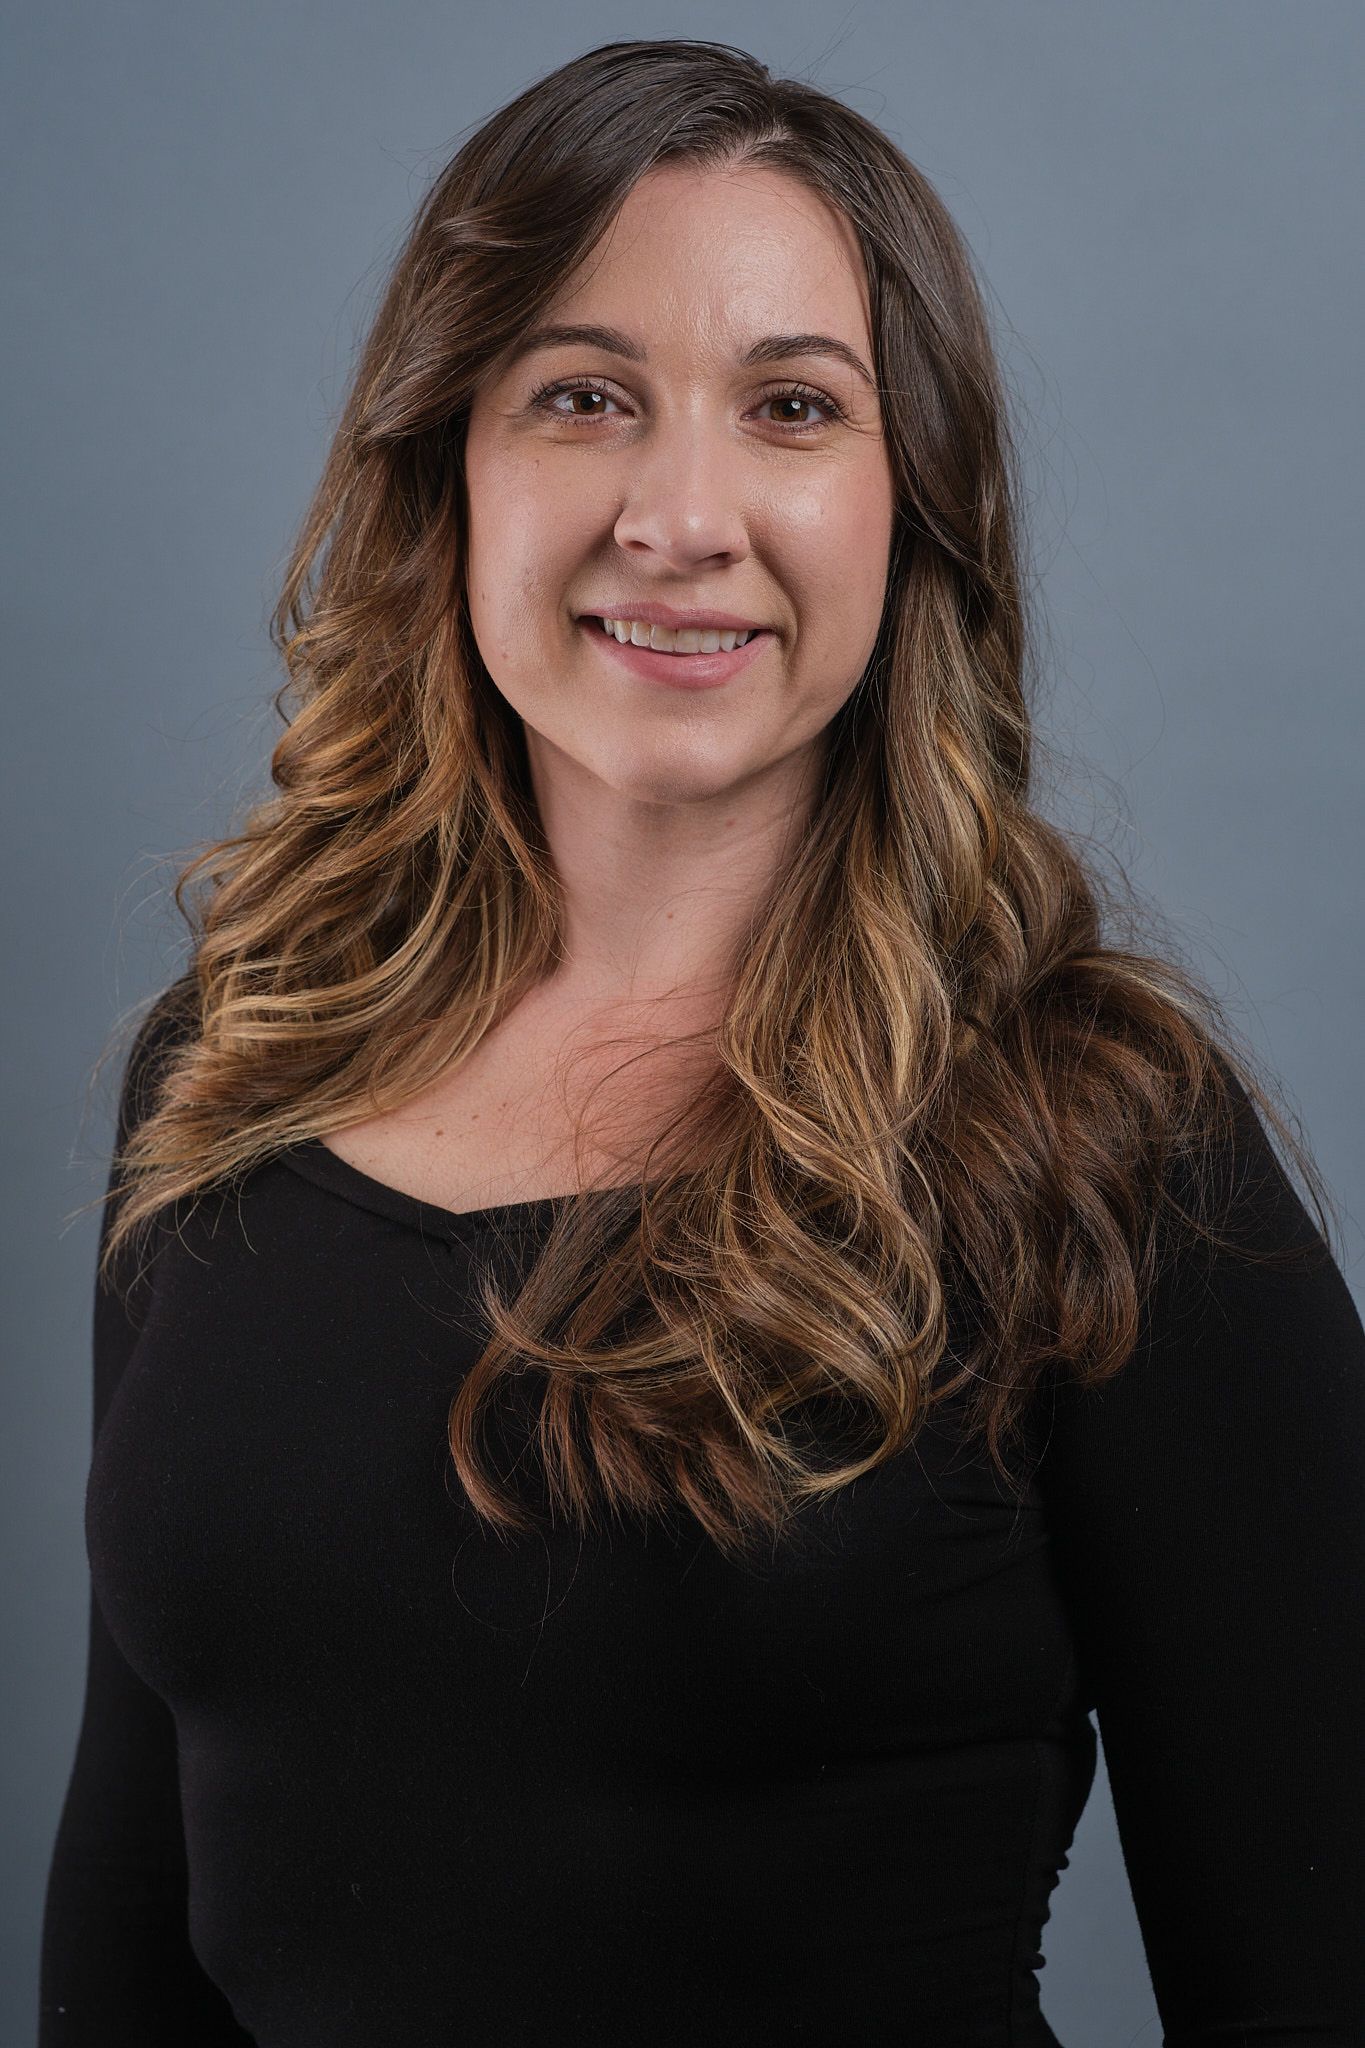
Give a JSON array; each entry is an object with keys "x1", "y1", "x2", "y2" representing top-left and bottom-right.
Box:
[
  {"x1": 583, "y1": 616, "x2": 768, "y2": 655},
  {"x1": 577, "y1": 614, "x2": 770, "y2": 690}
]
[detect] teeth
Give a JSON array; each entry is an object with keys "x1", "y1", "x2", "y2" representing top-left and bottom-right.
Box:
[{"x1": 598, "y1": 616, "x2": 755, "y2": 654}]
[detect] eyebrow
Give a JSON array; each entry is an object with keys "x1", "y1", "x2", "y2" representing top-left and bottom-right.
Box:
[{"x1": 505, "y1": 322, "x2": 876, "y2": 391}]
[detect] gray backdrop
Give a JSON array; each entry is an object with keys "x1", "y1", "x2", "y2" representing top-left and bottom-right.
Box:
[{"x1": 4, "y1": 4, "x2": 1361, "y2": 2042}]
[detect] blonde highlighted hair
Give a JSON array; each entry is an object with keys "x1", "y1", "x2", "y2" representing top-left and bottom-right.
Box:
[{"x1": 92, "y1": 38, "x2": 1337, "y2": 1563}]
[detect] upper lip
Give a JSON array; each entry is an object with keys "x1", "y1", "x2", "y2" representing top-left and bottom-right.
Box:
[{"x1": 580, "y1": 601, "x2": 768, "y2": 633}]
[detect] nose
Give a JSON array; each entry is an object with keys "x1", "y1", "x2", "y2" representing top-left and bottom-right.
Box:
[{"x1": 610, "y1": 415, "x2": 752, "y2": 573}]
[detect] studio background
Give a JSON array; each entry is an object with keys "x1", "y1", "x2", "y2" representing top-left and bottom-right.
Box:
[{"x1": 3, "y1": 4, "x2": 1361, "y2": 2041}]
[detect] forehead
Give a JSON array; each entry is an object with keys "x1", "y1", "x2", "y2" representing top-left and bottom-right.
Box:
[{"x1": 534, "y1": 162, "x2": 873, "y2": 362}]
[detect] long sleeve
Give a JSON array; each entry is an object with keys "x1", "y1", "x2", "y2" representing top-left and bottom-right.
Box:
[
  {"x1": 1035, "y1": 1073, "x2": 1365, "y2": 2043},
  {"x1": 39, "y1": 982, "x2": 255, "y2": 2046}
]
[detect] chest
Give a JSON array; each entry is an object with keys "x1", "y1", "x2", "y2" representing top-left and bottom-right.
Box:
[
  {"x1": 88, "y1": 1164, "x2": 1077, "y2": 1766},
  {"x1": 318, "y1": 993, "x2": 715, "y2": 1214}
]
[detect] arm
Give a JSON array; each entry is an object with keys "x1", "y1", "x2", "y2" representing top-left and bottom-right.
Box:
[
  {"x1": 1036, "y1": 1076, "x2": 1365, "y2": 2044},
  {"x1": 39, "y1": 981, "x2": 255, "y2": 2045}
]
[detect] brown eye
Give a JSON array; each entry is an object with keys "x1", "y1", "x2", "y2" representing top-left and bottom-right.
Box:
[
  {"x1": 528, "y1": 376, "x2": 620, "y2": 420},
  {"x1": 759, "y1": 383, "x2": 844, "y2": 433},
  {"x1": 768, "y1": 394, "x2": 820, "y2": 426}
]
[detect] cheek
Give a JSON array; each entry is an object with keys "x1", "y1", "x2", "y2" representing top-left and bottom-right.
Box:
[
  {"x1": 841, "y1": 502, "x2": 894, "y2": 646},
  {"x1": 467, "y1": 459, "x2": 584, "y2": 635},
  {"x1": 779, "y1": 462, "x2": 894, "y2": 595},
  {"x1": 786, "y1": 491, "x2": 893, "y2": 709},
  {"x1": 792, "y1": 533, "x2": 889, "y2": 662}
]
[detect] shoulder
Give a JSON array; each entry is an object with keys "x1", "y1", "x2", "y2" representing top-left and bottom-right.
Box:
[
  {"x1": 1038, "y1": 1054, "x2": 1363, "y2": 1493},
  {"x1": 94, "y1": 970, "x2": 203, "y2": 1341},
  {"x1": 111, "y1": 969, "x2": 201, "y2": 1152},
  {"x1": 1152, "y1": 1045, "x2": 1327, "y2": 1269}
]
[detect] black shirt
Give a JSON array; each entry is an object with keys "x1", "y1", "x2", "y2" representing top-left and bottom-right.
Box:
[{"x1": 39, "y1": 988, "x2": 1365, "y2": 2045}]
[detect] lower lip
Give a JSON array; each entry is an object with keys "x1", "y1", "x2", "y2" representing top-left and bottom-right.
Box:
[{"x1": 580, "y1": 618, "x2": 771, "y2": 690}]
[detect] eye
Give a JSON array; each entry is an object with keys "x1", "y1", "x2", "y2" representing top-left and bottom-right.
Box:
[
  {"x1": 526, "y1": 375, "x2": 847, "y2": 435},
  {"x1": 527, "y1": 376, "x2": 623, "y2": 421},
  {"x1": 757, "y1": 383, "x2": 846, "y2": 433}
]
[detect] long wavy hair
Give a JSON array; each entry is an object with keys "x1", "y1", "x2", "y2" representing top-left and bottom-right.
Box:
[{"x1": 91, "y1": 37, "x2": 1338, "y2": 1563}]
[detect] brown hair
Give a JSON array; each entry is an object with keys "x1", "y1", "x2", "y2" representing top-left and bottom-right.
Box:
[{"x1": 91, "y1": 38, "x2": 1338, "y2": 1563}]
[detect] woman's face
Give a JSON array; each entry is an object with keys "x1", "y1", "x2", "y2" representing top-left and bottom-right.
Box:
[{"x1": 462, "y1": 161, "x2": 896, "y2": 811}]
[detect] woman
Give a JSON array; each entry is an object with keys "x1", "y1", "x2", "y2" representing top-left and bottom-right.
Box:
[{"x1": 39, "y1": 37, "x2": 1365, "y2": 2047}]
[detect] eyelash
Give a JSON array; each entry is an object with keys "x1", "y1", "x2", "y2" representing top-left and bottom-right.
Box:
[{"x1": 526, "y1": 374, "x2": 847, "y2": 436}]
